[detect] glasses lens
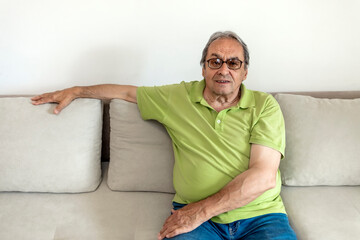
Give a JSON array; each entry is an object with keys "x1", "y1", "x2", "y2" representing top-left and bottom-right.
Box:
[
  {"x1": 208, "y1": 58, "x2": 222, "y2": 69},
  {"x1": 227, "y1": 59, "x2": 241, "y2": 70}
]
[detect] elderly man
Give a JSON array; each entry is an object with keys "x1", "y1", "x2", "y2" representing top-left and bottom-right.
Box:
[{"x1": 32, "y1": 31, "x2": 297, "y2": 240}]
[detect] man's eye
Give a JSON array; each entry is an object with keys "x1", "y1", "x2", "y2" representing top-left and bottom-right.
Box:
[
  {"x1": 211, "y1": 59, "x2": 222, "y2": 66},
  {"x1": 228, "y1": 60, "x2": 240, "y2": 68}
]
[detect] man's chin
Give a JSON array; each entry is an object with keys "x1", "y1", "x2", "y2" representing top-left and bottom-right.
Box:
[{"x1": 213, "y1": 88, "x2": 233, "y2": 96}]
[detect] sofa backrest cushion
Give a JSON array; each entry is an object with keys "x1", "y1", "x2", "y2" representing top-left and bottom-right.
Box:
[
  {"x1": 0, "y1": 97, "x2": 103, "y2": 193},
  {"x1": 108, "y1": 99, "x2": 175, "y2": 193},
  {"x1": 275, "y1": 93, "x2": 360, "y2": 186}
]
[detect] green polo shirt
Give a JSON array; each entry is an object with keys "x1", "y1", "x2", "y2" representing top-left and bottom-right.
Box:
[{"x1": 137, "y1": 80, "x2": 286, "y2": 223}]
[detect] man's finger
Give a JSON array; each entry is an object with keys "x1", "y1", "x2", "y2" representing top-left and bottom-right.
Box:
[
  {"x1": 161, "y1": 225, "x2": 186, "y2": 240},
  {"x1": 164, "y1": 229, "x2": 181, "y2": 239},
  {"x1": 32, "y1": 99, "x2": 49, "y2": 105},
  {"x1": 54, "y1": 98, "x2": 72, "y2": 114},
  {"x1": 31, "y1": 94, "x2": 47, "y2": 105},
  {"x1": 31, "y1": 94, "x2": 56, "y2": 105},
  {"x1": 159, "y1": 221, "x2": 174, "y2": 238},
  {"x1": 159, "y1": 224, "x2": 180, "y2": 240},
  {"x1": 31, "y1": 95, "x2": 42, "y2": 101}
]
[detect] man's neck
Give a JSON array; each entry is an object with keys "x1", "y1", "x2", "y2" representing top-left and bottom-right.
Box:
[{"x1": 203, "y1": 91, "x2": 240, "y2": 112}]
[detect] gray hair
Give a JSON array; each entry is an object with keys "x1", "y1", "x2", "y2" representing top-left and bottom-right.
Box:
[{"x1": 200, "y1": 31, "x2": 250, "y2": 70}]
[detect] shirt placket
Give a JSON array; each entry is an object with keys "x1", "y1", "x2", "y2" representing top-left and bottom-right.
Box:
[{"x1": 215, "y1": 110, "x2": 229, "y2": 131}]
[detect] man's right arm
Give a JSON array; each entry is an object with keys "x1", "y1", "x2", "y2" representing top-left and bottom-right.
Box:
[{"x1": 31, "y1": 84, "x2": 137, "y2": 114}]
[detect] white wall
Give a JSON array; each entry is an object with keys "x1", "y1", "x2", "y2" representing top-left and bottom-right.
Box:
[{"x1": 1, "y1": 0, "x2": 360, "y2": 94}]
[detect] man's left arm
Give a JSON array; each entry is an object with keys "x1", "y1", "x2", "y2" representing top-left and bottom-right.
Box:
[{"x1": 158, "y1": 144, "x2": 281, "y2": 240}]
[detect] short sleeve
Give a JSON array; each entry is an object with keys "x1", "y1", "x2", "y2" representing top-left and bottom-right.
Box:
[
  {"x1": 136, "y1": 85, "x2": 172, "y2": 123},
  {"x1": 249, "y1": 95, "x2": 286, "y2": 158}
]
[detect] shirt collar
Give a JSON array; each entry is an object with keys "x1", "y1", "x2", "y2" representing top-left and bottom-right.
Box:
[{"x1": 190, "y1": 79, "x2": 255, "y2": 109}]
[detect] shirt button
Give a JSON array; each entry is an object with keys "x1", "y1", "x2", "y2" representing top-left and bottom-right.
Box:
[{"x1": 217, "y1": 119, "x2": 221, "y2": 124}]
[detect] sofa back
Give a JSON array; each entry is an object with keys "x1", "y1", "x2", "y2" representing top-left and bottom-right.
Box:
[
  {"x1": 4, "y1": 90, "x2": 360, "y2": 164},
  {"x1": 2, "y1": 90, "x2": 359, "y2": 194}
]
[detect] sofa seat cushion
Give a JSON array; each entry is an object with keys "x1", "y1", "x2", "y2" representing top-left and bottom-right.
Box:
[
  {"x1": 0, "y1": 163, "x2": 174, "y2": 240},
  {"x1": 0, "y1": 97, "x2": 103, "y2": 193},
  {"x1": 281, "y1": 186, "x2": 360, "y2": 240}
]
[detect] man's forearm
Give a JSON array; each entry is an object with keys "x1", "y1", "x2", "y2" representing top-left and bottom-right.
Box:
[
  {"x1": 199, "y1": 167, "x2": 277, "y2": 220},
  {"x1": 79, "y1": 84, "x2": 137, "y2": 103}
]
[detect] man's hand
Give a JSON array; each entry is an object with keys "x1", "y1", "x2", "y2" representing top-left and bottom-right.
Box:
[
  {"x1": 31, "y1": 87, "x2": 80, "y2": 114},
  {"x1": 158, "y1": 202, "x2": 209, "y2": 240}
]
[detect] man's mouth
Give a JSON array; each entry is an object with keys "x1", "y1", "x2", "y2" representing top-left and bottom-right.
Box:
[{"x1": 215, "y1": 80, "x2": 230, "y2": 83}]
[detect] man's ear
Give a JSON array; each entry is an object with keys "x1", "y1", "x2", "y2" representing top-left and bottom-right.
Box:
[
  {"x1": 202, "y1": 66, "x2": 205, "y2": 78},
  {"x1": 243, "y1": 69, "x2": 248, "y2": 81}
]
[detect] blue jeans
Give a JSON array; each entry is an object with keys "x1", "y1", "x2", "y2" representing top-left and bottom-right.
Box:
[{"x1": 165, "y1": 202, "x2": 297, "y2": 240}]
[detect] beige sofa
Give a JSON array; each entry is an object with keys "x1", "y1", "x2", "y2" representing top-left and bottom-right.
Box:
[{"x1": 0, "y1": 90, "x2": 359, "y2": 240}]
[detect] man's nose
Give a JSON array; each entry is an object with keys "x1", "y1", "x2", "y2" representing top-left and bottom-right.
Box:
[{"x1": 217, "y1": 62, "x2": 230, "y2": 75}]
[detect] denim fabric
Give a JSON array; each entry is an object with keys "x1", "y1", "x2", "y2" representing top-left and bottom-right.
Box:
[{"x1": 165, "y1": 202, "x2": 297, "y2": 240}]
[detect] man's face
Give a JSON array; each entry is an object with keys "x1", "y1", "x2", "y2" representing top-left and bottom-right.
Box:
[{"x1": 202, "y1": 38, "x2": 248, "y2": 98}]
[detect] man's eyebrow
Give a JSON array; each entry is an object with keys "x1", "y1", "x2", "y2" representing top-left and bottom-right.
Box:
[
  {"x1": 209, "y1": 53, "x2": 240, "y2": 60},
  {"x1": 210, "y1": 53, "x2": 222, "y2": 58}
]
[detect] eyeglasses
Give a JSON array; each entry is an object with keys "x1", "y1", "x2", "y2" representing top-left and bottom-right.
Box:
[{"x1": 206, "y1": 58, "x2": 243, "y2": 70}]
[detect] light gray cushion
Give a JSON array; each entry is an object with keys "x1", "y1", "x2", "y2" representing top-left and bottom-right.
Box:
[
  {"x1": 275, "y1": 94, "x2": 360, "y2": 186},
  {"x1": 0, "y1": 163, "x2": 174, "y2": 240},
  {"x1": 281, "y1": 186, "x2": 360, "y2": 240},
  {"x1": 0, "y1": 97, "x2": 102, "y2": 193},
  {"x1": 108, "y1": 99, "x2": 175, "y2": 193}
]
